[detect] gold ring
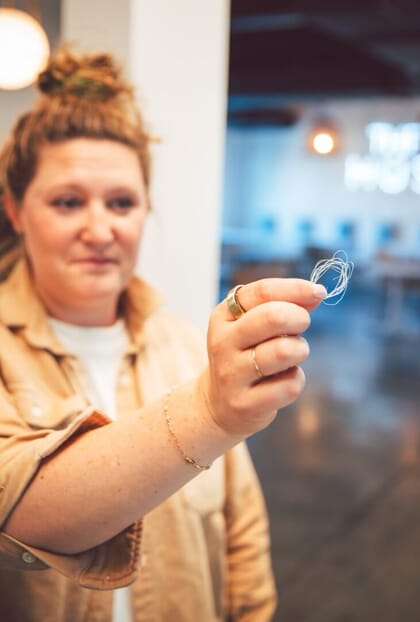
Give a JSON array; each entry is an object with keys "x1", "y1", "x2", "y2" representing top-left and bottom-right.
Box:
[
  {"x1": 251, "y1": 347, "x2": 264, "y2": 379},
  {"x1": 226, "y1": 284, "x2": 246, "y2": 319}
]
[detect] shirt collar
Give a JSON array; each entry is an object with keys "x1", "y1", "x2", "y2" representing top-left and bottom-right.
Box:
[{"x1": 0, "y1": 259, "x2": 163, "y2": 355}]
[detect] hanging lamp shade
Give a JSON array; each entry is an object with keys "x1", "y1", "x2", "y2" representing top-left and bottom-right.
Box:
[{"x1": 0, "y1": 7, "x2": 50, "y2": 90}]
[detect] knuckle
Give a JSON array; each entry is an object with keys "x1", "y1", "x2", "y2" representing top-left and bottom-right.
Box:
[
  {"x1": 255, "y1": 279, "x2": 273, "y2": 304},
  {"x1": 285, "y1": 368, "x2": 305, "y2": 401},
  {"x1": 273, "y1": 336, "x2": 310, "y2": 364},
  {"x1": 230, "y1": 393, "x2": 246, "y2": 415},
  {"x1": 299, "y1": 336, "x2": 310, "y2": 359},
  {"x1": 263, "y1": 305, "x2": 282, "y2": 329},
  {"x1": 222, "y1": 389, "x2": 247, "y2": 420},
  {"x1": 294, "y1": 306, "x2": 310, "y2": 331},
  {"x1": 285, "y1": 381, "x2": 301, "y2": 402},
  {"x1": 217, "y1": 361, "x2": 235, "y2": 387},
  {"x1": 273, "y1": 337, "x2": 291, "y2": 361},
  {"x1": 296, "y1": 366, "x2": 306, "y2": 388},
  {"x1": 302, "y1": 310, "x2": 312, "y2": 331},
  {"x1": 207, "y1": 333, "x2": 226, "y2": 358}
]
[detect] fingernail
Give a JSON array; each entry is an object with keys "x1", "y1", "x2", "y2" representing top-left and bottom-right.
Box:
[{"x1": 312, "y1": 284, "x2": 327, "y2": 299}]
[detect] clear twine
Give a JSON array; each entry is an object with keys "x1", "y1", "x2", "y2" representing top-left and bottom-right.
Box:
[{"x1": 310, "y1": 250, "x2": 354, "y2": 305}]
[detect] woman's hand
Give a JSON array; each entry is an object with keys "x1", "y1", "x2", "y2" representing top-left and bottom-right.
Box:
[{"x1": 201, "y1": 278, "x2": 327, "y2": 437}]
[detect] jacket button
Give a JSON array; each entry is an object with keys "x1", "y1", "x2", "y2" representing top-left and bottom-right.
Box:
[{"x1": 22, "y1": 552, "x2": 37, "y2": 564}]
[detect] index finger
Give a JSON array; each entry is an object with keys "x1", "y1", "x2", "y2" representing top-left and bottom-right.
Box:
[{"x1": 228, "y1": 278, "x2": 327, "y2": 318}]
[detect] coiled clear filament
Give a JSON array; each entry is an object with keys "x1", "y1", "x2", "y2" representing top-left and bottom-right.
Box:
[{"x1": 310, "y1": 250, "x2": 354, "y2": 305}]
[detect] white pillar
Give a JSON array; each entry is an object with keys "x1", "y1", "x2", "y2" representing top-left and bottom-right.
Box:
[
  {"x1": 61, "y1": 0, "x2": 132, "y2": 62},
  {"x1": 62, "y1": 0, "x2": 230, "y2": 331}
]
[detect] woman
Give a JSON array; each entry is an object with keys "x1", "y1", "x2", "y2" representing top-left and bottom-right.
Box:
[{"x1": 0, "y1": 49, "x2": 326, "y2": 621}]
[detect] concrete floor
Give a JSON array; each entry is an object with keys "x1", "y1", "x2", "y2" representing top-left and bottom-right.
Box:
[{"x1": 248, "y1": 283, "x2": 420, "y2": 622}]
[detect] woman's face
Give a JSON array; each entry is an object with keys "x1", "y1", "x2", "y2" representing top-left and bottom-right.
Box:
[{"x1": 9, "y1": 138, "x2": 149, "y2": 326}]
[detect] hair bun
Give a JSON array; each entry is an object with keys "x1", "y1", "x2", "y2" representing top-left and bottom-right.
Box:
[{"x1": 37, "y1": 48, "x2": 129, "y2": 101}]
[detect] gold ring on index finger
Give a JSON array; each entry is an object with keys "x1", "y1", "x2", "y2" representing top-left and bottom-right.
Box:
[{"x1": 226, "y1": 284, "x2": 246, "y2": 319}]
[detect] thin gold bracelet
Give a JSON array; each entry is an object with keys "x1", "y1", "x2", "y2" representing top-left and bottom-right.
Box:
[{"x1": 163, "y1": 385, "x2": 211, "y2": 471}]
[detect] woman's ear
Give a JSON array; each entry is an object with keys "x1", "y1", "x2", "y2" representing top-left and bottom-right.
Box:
[{"x1": 3, "y1": 192, "x2": 22, "y2": 233}]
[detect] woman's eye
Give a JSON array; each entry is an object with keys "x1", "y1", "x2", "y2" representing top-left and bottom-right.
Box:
[
  {"x1": 108, "y1": 196, "x2": 138, "y2": 211},
  {"x1": 52, "y1": 196, "x2": 82, "y2": 209}
]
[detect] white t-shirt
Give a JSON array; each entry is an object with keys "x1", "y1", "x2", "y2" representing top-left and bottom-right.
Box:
[
  {"x1": 48, "y1": 317, "x2": 128, "y2": 419},
  {"x1": 48, "y1": 317, "x2": 133, "y2": 622}
]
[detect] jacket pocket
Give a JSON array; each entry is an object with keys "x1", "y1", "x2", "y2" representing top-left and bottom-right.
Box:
[{"x1": 9, "y1": 382, "x2": 89, "y2": 430}]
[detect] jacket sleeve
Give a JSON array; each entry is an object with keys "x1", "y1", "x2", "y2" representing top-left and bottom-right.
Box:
[
  {"x1": 224, "y1": 442, "x2": 277, "y2": 621},
  {"x1": 0, "y1": 382, "x2": 142, "y2": 589}
]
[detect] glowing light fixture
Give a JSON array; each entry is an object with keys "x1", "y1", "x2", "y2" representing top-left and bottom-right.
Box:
[
  {"x1": 0, "y1": 7, "x2": 50, "y2": 90},
  {"x1": 312, "y1": 131, "x2": 335, "y2": 155},
  {"x1": 307, "y1": 119, "x2": 339, "y2": 156}
]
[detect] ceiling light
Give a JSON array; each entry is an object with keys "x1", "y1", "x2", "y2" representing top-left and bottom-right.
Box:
[
  {"x1": 0, "y1": 7, "x2": 50, "y2": 90},
  {"x1": 307, "y1": 120, "x2": 339, "y2": 156},
  {"x1": 312, "y1": 131, "x2": 335, "y2": 155}
]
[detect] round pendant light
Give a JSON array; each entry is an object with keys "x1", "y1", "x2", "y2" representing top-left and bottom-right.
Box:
[{"x1": 0, "y1": 7, "x2": 50, "y2": 90}]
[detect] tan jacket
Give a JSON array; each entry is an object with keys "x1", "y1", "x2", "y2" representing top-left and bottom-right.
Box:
[{"x1": 0, "y1": 261, "x2": 277, "y2": 622}]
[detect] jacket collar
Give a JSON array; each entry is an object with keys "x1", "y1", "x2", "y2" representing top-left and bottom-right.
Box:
[{"x1": 0, "y1": 259, "x2": 163, "y2": 355}]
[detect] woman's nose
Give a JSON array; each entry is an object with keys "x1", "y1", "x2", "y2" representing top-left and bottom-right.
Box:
[{"x1": 80, "y1": 204, "x2": 114, "y2": 246}]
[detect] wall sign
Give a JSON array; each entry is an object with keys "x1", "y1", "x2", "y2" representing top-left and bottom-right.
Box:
[{"x1": 345, "y1": 122, "x2": 420, "y2": 194}]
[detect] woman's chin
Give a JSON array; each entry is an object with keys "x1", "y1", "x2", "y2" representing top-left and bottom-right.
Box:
[{"x1": 67, "y1": 278, "x2": 123, "y2": 309}]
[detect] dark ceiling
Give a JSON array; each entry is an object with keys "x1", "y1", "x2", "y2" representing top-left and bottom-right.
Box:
[{"x1": 229, "y1": 0, "x2": 420, "y2": 118}]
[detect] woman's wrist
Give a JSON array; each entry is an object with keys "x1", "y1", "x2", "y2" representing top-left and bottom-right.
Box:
[
  {"x1": 165, "y1": 376, "x2": 244, "y2": 470},
  {"x1": 163, "y1": 384, "x2": 212, "y2": 471}
]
